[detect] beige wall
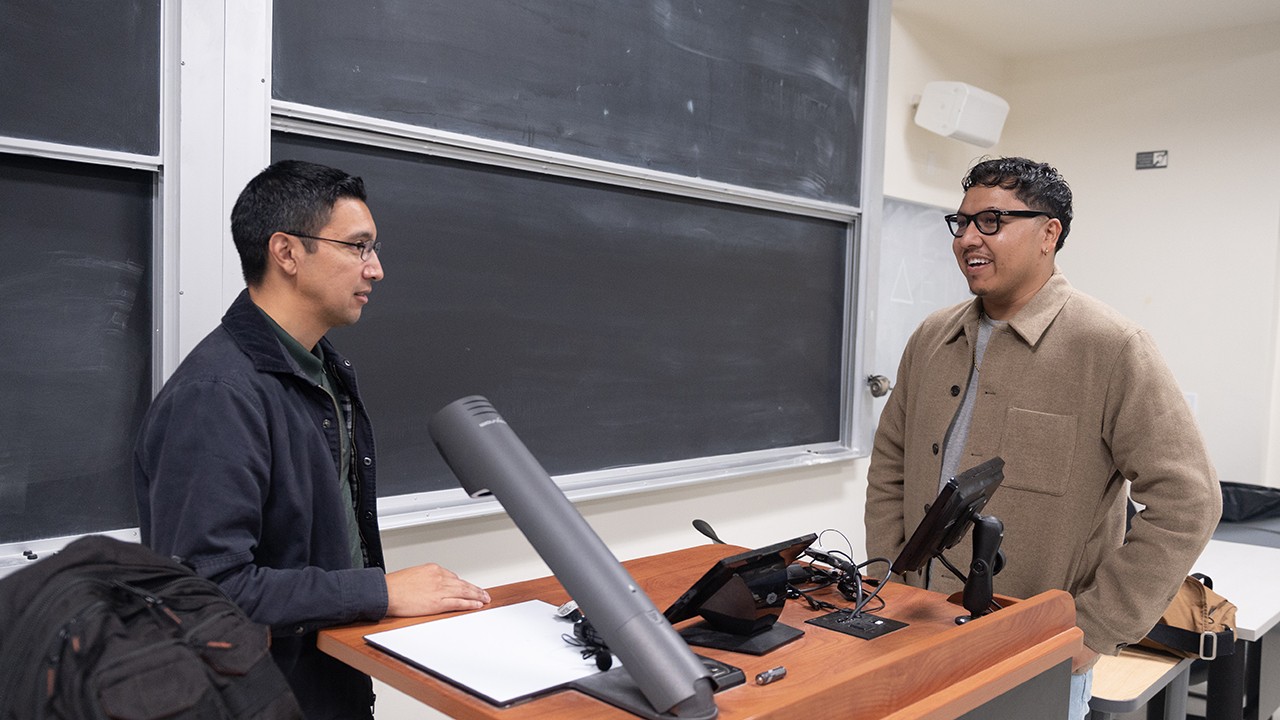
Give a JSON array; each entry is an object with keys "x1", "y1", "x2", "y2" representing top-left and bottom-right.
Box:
[
  {"x1": 884, "y1": 14, "x2": 1280, "y2": 487},
  {"x1": 1004, "y1": 21, "x2": 1280, "y2": 488}
]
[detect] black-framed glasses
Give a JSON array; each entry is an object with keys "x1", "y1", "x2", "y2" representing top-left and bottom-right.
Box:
[
  {"x1": 944, "y1": 210, "x2": 1050, "y2": 238},
  {"x1": 285, "y1": 231, "x2": 382, "y2": 261}
]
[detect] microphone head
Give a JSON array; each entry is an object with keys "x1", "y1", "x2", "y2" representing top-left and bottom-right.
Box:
[{"x1": 692, "y1": 519, "x2": 725, "y2": 544}]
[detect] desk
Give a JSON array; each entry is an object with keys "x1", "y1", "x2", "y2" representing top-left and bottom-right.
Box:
[
  {"x1": 1192, "y1": 539, "x2": 1280, "y2": 720},
  {"x1": 1089, "y1": 647, "x2": 1193, "y2": 720},
  {"x1": 320, "y1": 544, "x2": 1081, "y2": 720}
]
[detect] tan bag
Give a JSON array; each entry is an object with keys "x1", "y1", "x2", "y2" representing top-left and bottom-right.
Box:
[{"x1": 1138, "y1": 574, "x2": 1237, "y2": 660}]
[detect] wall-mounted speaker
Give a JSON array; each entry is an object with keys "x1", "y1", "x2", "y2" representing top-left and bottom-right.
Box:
[{"x1": 913, "y1": 81, "x2": 1009, "y2": 148}]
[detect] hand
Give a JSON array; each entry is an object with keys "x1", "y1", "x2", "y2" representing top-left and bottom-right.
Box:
[
  {"x1": 1072, "y1": 645, "x2": 1101, "y2": 673},
  {"x1": 384, "y1": 563, "x2": 491, "y2": 617}
]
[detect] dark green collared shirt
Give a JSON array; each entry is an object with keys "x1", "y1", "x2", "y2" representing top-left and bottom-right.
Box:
[{"x1": 256, "y1": 306, "x2": 363, "y2": 570}]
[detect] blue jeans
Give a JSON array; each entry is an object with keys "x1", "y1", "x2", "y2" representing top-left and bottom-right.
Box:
[{"x1": 1069, "y1": 668, "x2": 1093, "y2": 719}]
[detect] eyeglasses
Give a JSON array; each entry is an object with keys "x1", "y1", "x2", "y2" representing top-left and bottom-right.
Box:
[
  {"x1": 944, "y1": 210, "x2": 1051, "y2": 238},
  {"x1": 285, "y1": 231, "x2": 382, "y2": 261}
]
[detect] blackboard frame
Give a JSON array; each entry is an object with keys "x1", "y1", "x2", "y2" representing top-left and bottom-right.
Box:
[
  {"x1": 271, "y1": 0, "x2": 870, "y2": 207},
  {"x1": 0, "y1": 154, "x2": 155, "y2": 547},
  {"x1": 0, "y1": 0, "x2": 171, "y2": 563},
  {"x1": 0, "y1": 0, "x2": 890, "y2": 562},
  {"x1": 269, "y1": 110, "x2": 868, "y2": 527},
  {"x1": 0, "y1": 0, "x2": 162, "y2": 156},
  {"x1": 262, "y1": 0, "x2": 886, "y2": 525}
]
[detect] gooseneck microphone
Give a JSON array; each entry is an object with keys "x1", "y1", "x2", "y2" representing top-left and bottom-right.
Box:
[
  {"x1": 692, "y1": 519, "x2": 726, "y2": 545},
  {"x1": 429, "y1": 396, "x2": 716, "y2": 719}
]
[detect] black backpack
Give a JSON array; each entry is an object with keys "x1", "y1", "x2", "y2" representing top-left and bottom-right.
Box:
[{"x1": 0, "y1": 535, "x2": 302, "y2": 720}]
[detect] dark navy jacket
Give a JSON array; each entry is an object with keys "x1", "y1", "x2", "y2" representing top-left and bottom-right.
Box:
[{"x1": 135, "y1": 290, "x2": 387, "y2": 720}]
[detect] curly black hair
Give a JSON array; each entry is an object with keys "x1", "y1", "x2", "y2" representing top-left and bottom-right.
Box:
[{"x1": 962, "y1": 157, "x2": 1073, "y2": 251}]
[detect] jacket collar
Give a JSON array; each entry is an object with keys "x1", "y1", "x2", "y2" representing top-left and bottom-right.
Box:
[
  {"x1": 221, "y1": 289, "x2": 305, "y2": 376},
  {"x1": 1006, "y1": 267, "x2": 1072, "y2": 346},
  {"x1": 944, "y1": 266, "x2": 1073, "y2": 349},
  {"x1": 223, "y1": 289, "x2": 354, "y2": 383}
]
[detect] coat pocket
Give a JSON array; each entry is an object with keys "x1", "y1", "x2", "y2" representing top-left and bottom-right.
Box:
[{"x1": 999, "y1": 407, "x2": 1076, "y2": 496}]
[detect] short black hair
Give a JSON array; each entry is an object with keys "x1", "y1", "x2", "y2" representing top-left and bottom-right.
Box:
[
  {"x1": 962, "y1": 157, "x2": 1073, "y2": 251},
  {"x1": 230, "y1": 160, "x2": 368, "y2": 286}
]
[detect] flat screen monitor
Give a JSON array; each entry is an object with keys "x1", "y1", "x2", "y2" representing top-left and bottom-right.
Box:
[
  {"x1": 663, "y1": 534, "x2": 816, "y2": 653},
  {"x1": 891, "y1": 457, "x2": 1004, "y2": 576}
]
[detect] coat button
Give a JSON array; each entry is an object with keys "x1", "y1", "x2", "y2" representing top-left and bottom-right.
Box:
[
  {"x1": 950, "y1": 385, "x2": 960, "y2": 397},
  {"x1": 295, "y1": 626, "x2": 305, "y2": 635},
  {"x1": 364, "y1": 511, "x2": 374, "y2": 520},
  {"x1": 323, "y1": 419, "x2": 331, "y2": 428},
  {"x1": 932, "y1": 443, "x2": 939, "y2": 455},
  {"x1": 344, "y1": 360, "x2": 351, "y2": 367},
  {"x1": 363, "y1": 456, "x2": 372, "y2": 466}
]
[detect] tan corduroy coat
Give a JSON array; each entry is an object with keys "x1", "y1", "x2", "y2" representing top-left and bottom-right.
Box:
[{"x1": 866, "y1": 269, "x2": 1220, "y2": 655}]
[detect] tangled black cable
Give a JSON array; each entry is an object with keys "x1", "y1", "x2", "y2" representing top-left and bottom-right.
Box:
[
  {"x1": 836, "y1": 556, "x2": 890, "y2": 616},
  {"x1": 787, "y1": 563, "x2": 841, "y2": 610},
  {"x1": 787, "y1": 529, "x2": 892, "y2": 617},
  {"x1": 562, "y1": 616, "x2": 613, "y2": 671}
]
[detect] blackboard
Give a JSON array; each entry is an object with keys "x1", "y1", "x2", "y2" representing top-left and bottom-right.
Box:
[
  {"x1": 277, "y1": 133, "x2": 851, "y2": 496},
  {"x1": 0, "y1": 0, "x2": 161, "y2": 155},
  {"x1": 0, "y1": 154, "x2": 153, "y2": 545},
  {"x1": 272, "y1": 0, "x2": 868, "y2": 206}
]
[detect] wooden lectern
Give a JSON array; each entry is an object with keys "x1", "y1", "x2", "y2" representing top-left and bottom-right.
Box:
[{"x1": 320, "y1": 544, "x2": 1081, "y2": 720}]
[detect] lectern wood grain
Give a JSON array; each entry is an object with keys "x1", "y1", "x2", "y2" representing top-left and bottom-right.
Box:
[{"x1": 319, "y1": 544, "x2": 1080, "y2": 720}]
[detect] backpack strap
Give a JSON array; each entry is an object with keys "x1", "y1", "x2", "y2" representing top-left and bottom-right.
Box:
[
  {"x1": 1144, "y1": 573, "x2": 1236, "y2": 660},
  {"x1": 1144, "y1": 622, "x2": 1235, "y2": 660}
]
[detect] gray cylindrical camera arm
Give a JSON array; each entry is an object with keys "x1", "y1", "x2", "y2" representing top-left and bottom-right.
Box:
[{"x1": 429, "y1": 396, "x2": 716, "y2": 719}]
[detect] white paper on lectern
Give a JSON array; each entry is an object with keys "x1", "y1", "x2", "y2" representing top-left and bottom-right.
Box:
[{"x1": 363, "y1": 599, "x2": 617, "y2": 705}]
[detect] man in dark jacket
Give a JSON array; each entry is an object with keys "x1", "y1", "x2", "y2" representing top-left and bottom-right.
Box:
[{"x1": 135, "y1": 160, "x2": 489, "y2": 719}]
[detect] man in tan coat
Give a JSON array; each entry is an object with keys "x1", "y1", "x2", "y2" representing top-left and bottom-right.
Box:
[{"x1": 865, "y1": 157, "x2": 1220, "y2": 718}]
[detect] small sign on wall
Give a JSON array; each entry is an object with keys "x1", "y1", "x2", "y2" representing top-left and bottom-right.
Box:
[{"x1": 1136, "y1": 151, "x2": 1168, "y2": 170}]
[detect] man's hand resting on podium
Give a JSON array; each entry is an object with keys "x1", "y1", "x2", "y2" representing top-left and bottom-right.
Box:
[{"x1": 386, "y1": 563, "x2": 491, "y2": 617}]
